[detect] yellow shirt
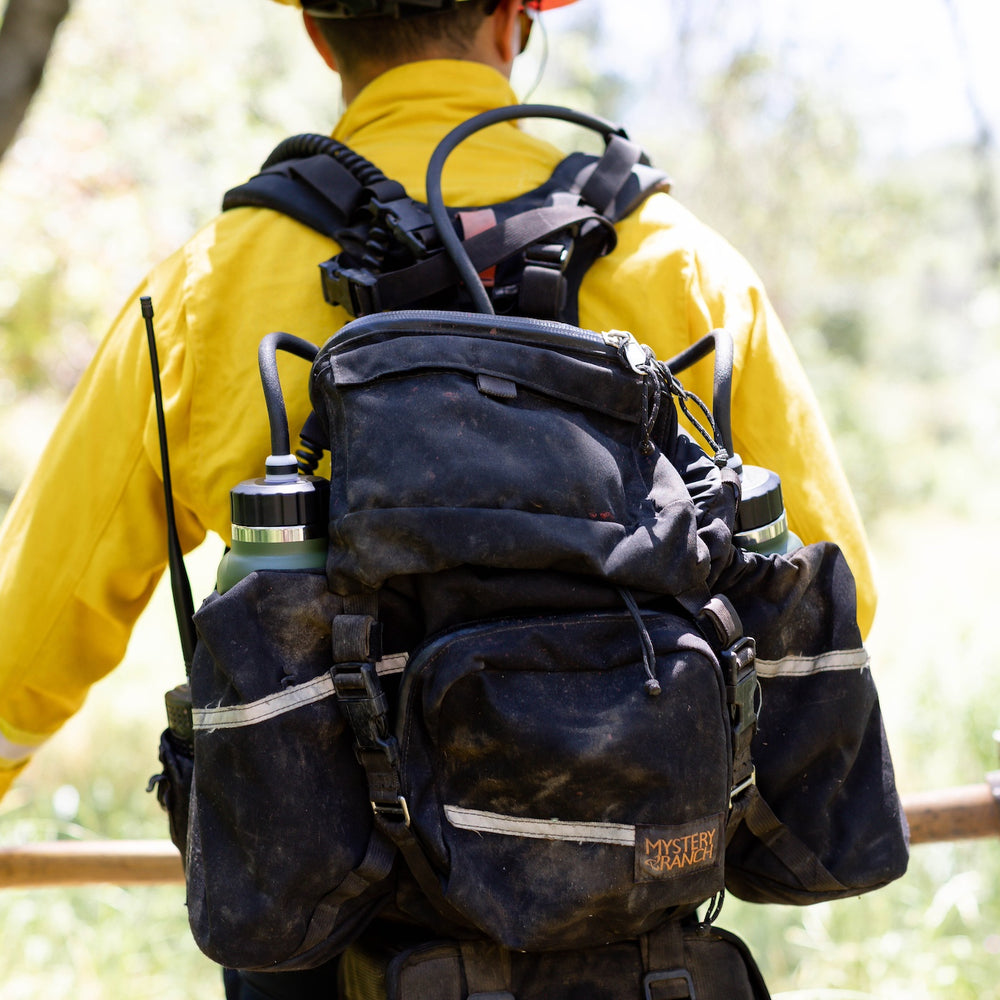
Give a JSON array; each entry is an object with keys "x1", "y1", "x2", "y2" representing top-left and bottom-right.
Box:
[{"x1": 0, "y1": 60, "x2": 875, "y2": 798}]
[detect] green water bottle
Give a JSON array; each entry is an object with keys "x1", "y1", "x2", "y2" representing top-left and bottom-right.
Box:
[
  {"x1": 216, "y1": 452, "x2": 329, "y2": 594},
  {"x1": 734, "y1": 463, "x2": 803, "y2": 556}
]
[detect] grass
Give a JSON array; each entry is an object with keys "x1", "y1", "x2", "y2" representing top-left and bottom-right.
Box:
[{"x1": 2, "y1": 511, "x2": 1000, "y2": 998}]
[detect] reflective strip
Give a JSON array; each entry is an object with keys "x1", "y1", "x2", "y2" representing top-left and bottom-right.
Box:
[
  {"x1": 193, "y1": 674, "x2": 335, "y2": 732},
  {"x1": 192, "y1": 653, "x2": 408, "y2": 732},
  {"x1": 0, "y1": 729, "x2": 45, "y2": 766},
  {"x1": 376, "y1": 653, "x2": 408, "y2": 676},
  {"x1": 756, "y1": 647, "x2": 870, "y2": 679},
  {"x1": 445, "y1": 805, "x2": 634, "y2": 846}
]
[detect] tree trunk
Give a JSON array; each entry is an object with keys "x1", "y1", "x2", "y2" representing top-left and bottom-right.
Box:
[{"x1": 0, "y1": 0, "x2": 72, "y2": 162}]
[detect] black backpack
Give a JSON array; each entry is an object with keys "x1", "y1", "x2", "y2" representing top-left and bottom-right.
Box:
[{"x1": 148, "y1": 104, "x2": 908, "y2": 988}]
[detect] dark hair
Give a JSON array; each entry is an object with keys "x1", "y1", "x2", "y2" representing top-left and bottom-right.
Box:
[{"x1": 315, "y1": 1, "x2": 492, "y2": 79}]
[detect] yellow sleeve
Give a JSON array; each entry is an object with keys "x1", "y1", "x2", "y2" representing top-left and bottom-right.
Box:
[
  {"x1": 691, "y1": 241, "x2": 878, "y2": 636},
  {"x1": 0, "y1": 254, "x2": 206, "y2": 799},
  {"x1": 583, "y1": 195, "x2": 876, "y2": 636}
]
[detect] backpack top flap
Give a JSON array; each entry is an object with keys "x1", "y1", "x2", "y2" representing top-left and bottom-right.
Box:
[{"x1": 310, "y1": 310, "x2": 737, "y2": 598}]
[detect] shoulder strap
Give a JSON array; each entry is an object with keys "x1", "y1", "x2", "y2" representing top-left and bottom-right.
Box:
[
  {"x1": 221, "y1": 120, "x2": 671, "y2": 324},
  {"x1": 223, "y1": 133, "x2": 403, "y2": 242}
]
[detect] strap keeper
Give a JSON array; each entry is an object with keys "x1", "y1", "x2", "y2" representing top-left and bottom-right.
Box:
[
  {"x1": 371, "y1": 793, "x2": 410, "y2": 827},
  {"x1": 730, "y1": 769, "x2": 756, "y2": 805},
  {"x1": 643, "y1": 969, "x2": 696, "y2": 1000}
]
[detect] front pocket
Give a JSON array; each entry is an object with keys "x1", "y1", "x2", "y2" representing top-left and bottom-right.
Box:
[{"x1": 397, "y1": 611, "x2": 731, "y2": 951}]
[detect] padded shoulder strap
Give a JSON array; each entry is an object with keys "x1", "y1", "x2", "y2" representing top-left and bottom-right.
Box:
[
  {"x1": 223, "y1": 131, "x2": 670, "y2": 241},
  {"x1": 222, "y1": 133, "x2": 404, "y2": 241},
  {"x1": 220, "y1": 126, "x2": 672, "y2": 323}
]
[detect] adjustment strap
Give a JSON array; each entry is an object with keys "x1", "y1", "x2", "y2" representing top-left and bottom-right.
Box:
[
  {"x1": 337, "y1": 202, "x2": 611, "y2": 314},
  {"x1": 739, "y1": 786, "x2": 847, "y2": 894},
  {"x1": 330, "y1": 600, "x2": 471, "y2": 931},
  {"x1": 331, "y1": 604, "x2": 406, "y2": 823},
  {"x1": 678, "y1": 589, "x2": 758, "y2": 807},
  {"x1": 293, "y1": 827, "x2": 396, "y2": 956},
  {"x1": 642, "y1": 922, "x2": 694, "y2": 1000},
  {"x1": 579, "y1": 134, "x2": 646, "y2": 215},
  {"x1": 519, "y1": 236, "x2": 573, "y2": 319},
  {"x1": 460, "y1": 940, "x2": 514, "y2": 1000}
]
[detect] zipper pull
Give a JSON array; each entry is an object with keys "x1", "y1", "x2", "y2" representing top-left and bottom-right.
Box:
[{"x1": 602, "y1": 329, "x2": 650, "y2": 374}]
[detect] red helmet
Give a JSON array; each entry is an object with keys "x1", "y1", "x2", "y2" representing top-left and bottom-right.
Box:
[{"x1": 273, "y1": 0, "x2": 579, "y2": 16}]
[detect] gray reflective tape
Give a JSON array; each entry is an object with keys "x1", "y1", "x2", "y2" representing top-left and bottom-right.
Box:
[
  {"x1": 0, "y1": 730, "x2": 44, "y2": 766},
  {"x1": 376, "y1": 653, "x2": 408, "y2": 676},
  {"x1": 193, "y1": 673, "x2": 336, "y2": 731},
  {"x1": 193, "y1": 654, "x2": 408, "y2": 732},
  {"x1": 445, "y1": 805, "x2": 634, "y2": 846},
  {"x1": 756, "y1": 647, "x2": 869, "y2": 678}
]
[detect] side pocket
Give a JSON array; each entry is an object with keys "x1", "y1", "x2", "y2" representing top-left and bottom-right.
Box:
[
  {"x1": 721, "y1": 543, "x2": 910, "y2": 904},
  {"x1": 726, "y1": 656, "x2": 910, "y2": 904},
  {"x1": 149, "y1": 727, "x2": 193, "y2": 857},
  {"x1": 184, "y1": 570, "x2": 393, "y2": 972}
]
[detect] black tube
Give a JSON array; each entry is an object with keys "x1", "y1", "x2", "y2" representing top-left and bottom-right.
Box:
[
  {"x1": 257, "y1": 332, "x2": 319, "y2": 458},
  {"x1": 425, "y1": 104, "x2": 630, "y2": 316}
]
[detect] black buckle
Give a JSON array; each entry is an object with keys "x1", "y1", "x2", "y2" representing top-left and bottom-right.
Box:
[
  {"x1": 524, "y1": 242, "x2": 571, "y2": 270},
  {"x1": 370, "y1": 195, "x2": 435, "y2": 258},
  {"x1": 643, "y1": 969, "x2": 696, "y2": 1000},
  {"x1": 320, "y1": 258, "x2": 380, "y2": 317},
  {"x1": 721, "y1": 636, "x2": 758, "y2": 738},
  {"x1": 333, "y1": 661, "x2": 390, "y2": 750}
]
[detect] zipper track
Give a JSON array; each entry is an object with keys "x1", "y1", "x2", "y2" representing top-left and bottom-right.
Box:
[{"x1": 319, "y1": 309, "x2": 625, "y2": 363}]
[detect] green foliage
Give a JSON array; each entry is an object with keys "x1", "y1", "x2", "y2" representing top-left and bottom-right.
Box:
[{"x1": 3, "y1": 0, "x2": 1000, "y2": 997}]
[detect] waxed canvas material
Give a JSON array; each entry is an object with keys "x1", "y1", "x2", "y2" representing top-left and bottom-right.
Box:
[
  {"x1": 184, "y1": 570, "x2": 391, "y2": 971},
  {"x1": 338, "y1": 921, "x2": 771, "y2": 1000},
  {"x1": 395, "y1": 610, "x2": 731, "y2": 951},
  {"x1": 720, "y1": 542, "x2": 910, "y2": 903}
]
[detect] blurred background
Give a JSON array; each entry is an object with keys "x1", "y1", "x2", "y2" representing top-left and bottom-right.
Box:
[{"x1": 1, "y1": 0, "x2": 999, "y2": 996}]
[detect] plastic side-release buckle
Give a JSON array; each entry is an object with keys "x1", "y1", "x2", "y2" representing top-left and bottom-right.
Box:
[
  {"x1": 373, "y1": 195, "x2": 435, "y2": 258},
  {"x1": 643, "y1": 968, "x2": 696, "y2": 1000},
  {"x1": 722, "y1": 637, "x2": 758, "y2": 733},
  {"x1": 721, "y1": 635, "x2": 759, "y2": 804},
  {"x1": 519, "y1": 239, "x2": 572, "y2": 319},
  {"x1": 319, "y1": 258, "x2": 380, "y2": 317}
]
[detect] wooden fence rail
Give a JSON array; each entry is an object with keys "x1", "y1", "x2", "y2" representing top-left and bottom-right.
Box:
[{"x1": 1, "y1": 780, "x2": 999, "y2": 889}]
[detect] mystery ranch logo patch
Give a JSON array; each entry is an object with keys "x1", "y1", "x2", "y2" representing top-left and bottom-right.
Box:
[{"x1": 635, "y1": 816, "x2": 724, "y2": 882}]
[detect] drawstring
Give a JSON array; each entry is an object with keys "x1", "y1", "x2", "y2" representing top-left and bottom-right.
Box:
[
  {"x1": 700, "y1": 888, "x2": 725, "y2": 928},
  {"x1": 657, "y1": 361, "x2": 729, "y2": 467},
  {"x1": 618, "y1": 588, "x2": 661, "y2": 696}
]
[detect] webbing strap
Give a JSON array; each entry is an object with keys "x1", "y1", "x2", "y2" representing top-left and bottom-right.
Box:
[
  {"x1": 292, "y1": 827, "x2": 396, "y2": 956},
  {"x1": 674, "y1": 589, "x2": 758, "y2": 809},
  {"x1": 579, "y1": 134, "x2": 646, "y2": 215},
  {"x1": 362, "y1": 202, "x2": 612, "y2": 312},
  {"x1": 460, "y1": 940, "x2": 513, "y2": 998},
  {"x1": 740, "y1": 786, "x2": 847, "y2": 894},
  {"x1": 642, "y1": 922, "x2": 695, "y2": 1000}
]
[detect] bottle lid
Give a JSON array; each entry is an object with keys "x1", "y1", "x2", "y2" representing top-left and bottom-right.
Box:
[
  {"x1": 230, "y1": 475, "x2": 329, "y2": 530},
  {"x1": 736, "y1": 465, "x2": 785, "y2": 533}
]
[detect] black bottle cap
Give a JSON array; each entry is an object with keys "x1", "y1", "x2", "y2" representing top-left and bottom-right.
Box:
[
  {"x1": 230, "y1": 475, "x2": 330, "y2": 529},
  {"x1": 736, "y1": 465, "x2": 785, "y2": 533}
]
